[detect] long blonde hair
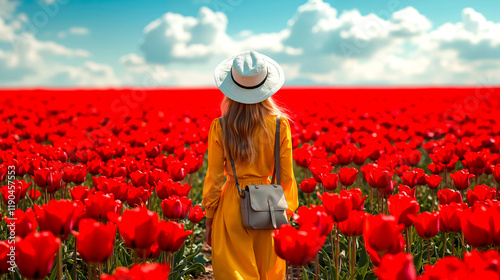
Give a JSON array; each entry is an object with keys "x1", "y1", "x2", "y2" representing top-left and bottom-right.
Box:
[{"x1": 220, "y1": 96, "x2": 292, "y2": 166}]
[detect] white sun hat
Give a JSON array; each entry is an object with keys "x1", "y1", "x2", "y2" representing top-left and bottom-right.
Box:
[{"x1": 214, "y1": 50, "x2": 285, "y2": 104}]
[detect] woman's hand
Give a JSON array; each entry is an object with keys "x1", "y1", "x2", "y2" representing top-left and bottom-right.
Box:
[{"x1": 205, "y1": 217, "x2": 213, "y2": 247}]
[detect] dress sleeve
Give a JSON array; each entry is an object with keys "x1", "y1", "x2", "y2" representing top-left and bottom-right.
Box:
[
  {"x1": 202, "y1": 118, "x2": 225, "y2": 219},
  {"x1": 279, "y1": 116, "x2": 299, "y2": 219}
]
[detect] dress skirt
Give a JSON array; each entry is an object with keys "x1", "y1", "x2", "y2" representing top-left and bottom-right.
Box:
[{"x1": 211, "y1": 175, "x2": 286, "y2": 280}]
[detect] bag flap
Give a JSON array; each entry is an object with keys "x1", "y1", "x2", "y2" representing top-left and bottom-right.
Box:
[{"x1": 246, "y1": 184, "x2": 288, "y2": 211}]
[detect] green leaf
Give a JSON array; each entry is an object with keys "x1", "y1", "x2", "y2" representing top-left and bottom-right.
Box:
[
  {"x1": 193, "y1": 253, "x2": 209, "y2": 264},
  {"x1": 414, "y1": 251, "x2": 423, "y2": 272}
]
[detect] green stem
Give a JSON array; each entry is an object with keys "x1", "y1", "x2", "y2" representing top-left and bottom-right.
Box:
[
  {"x1": 73, "y1": 238, "x2": 77, "y2": 280},
  {"x1": 88, "y1": 263, "x2": 93, "y2": 280},
  {"x1": 442, "y1": 232, "x2": 447, "y2": 258},
  {"x1": 335, "y1": 225, "x2": 340, "y2": 280},
  {"x1": 57, "y1": 243, "x2": 62, "y2": 280},
  {"x1": 427, "y1": 239, "x2": 431, "y2": 265}
]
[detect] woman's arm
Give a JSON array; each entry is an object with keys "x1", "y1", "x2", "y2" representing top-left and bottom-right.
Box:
[
  {"x1": 279, "y1": 116, "x2": 299, "y2": 219},
  {"x1": 202, "y1": 118, "x2": 225, "y2": 219}
]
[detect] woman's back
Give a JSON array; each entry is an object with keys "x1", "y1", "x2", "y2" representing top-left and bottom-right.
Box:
[{"x1": 214, "y1": 114, "x2": 287, "y2": 181}]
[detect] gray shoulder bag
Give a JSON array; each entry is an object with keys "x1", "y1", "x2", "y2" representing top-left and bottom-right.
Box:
[{"x1": 219, "y1": 115, "x2": 289, "y2": 230}]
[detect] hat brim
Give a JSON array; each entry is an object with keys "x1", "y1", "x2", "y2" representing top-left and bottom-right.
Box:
[{"x1": 214, "y1": 53, "x2": 285, "y2": 104}]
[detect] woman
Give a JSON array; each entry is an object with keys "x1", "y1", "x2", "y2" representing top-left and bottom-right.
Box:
[{"x1": 202, "y1": 50, "x2": 299, "y2": 280}]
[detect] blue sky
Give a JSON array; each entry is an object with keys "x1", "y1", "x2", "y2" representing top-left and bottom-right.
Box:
[{"x1": 1, "y1": 0, "x2": 500, "y2": 87}]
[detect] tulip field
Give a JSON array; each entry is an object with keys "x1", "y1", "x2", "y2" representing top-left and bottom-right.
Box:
[{"x1": 1, "y1": 87, "x2": 500, "y2": 279}]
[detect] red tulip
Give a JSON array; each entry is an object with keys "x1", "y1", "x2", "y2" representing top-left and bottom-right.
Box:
[
  {"x1": 84, "y1": 191, "x2": 123, "y2": 221},
  {"x1": 140, "y1": 242, "x2": 161, "y2": 259},
  {"x1": 129, "y1": 170, "x2": 148, "y2": 189},
  {"x1": 0, "y1": 241, "x2": 10, "y2": 275},
  {"x1": 419, "y1": 256, "x2": 466, "y2": 279},
  {"x1": 50, "y1": 169, "x2": 64, "y2": 193},
  {"x1": 319, "y1": 173, "x2": 338, "y2": 191},
  {"x1": 493, "y1": 164, "x2": 500, "y2": 184},
  {"x1": 411, "y1": 212, "x2": 440, "y2": 239},
  {"x1": 161, "y1": 195, "x2": 191, "y2": 220},
  {"x1": 388, "y1": 193, "x2": 420, "y2": 227},
  {"x1": 101, "y1": 263, "x2": 170, "y2": 279},
  {"x1": 155, "y1": 178, "x2": 191, "y2": 199},
  {"x1": 353, "y1": 148, "x2": 367, "y2": 166},
  {"x1": 463, "y1": 151, "x2": 489, "y2": 176},
  {"x1": 29, "y1": 189, "x2": 42, "y2": 201},
  {"x1": 298, "y1": 177, "x2": 317, "y2": 193},
  {"x1": 157, "y1": 221, "x2": 192, "y2": 252},
  {"x1": 293, "y1": 205, "x2": 333, "y2": 237},
  {"x1": 309, "y1": 159, "x2": 333, "y2": 183},
  {"x1": 397, "y1": 184, "x2": 415, "y2": 198},
  {"x1": 368, "y1": 168, "x2": 394, "y2": 189},
  {"x1": 145, "y1": 141, "x2": 162, "y2": 158},
  {"x1": 432, "y1": 144, "x2": 456, "y2": 165},
  {"x1": 167, "y1": 160, "x2": 188, "y2": 182},
  {"x1": 466, "y1": 184, "x2": 496, "y2": 206},
  {"x1": 425, "y1": 175, "x2": 442, "y2": 190},
  {"x1": 62, "y1": 164, "x2": 87, "y2": 184},
  {"x1": 272, "y1": 224, "x2": 326, "y2": 267},
  {"x1": 319, "y1": 190, "x2": 353, "y2": 222},
  {"x1": 438, "y1": 203, "x2": 463, "y2": 233},
  {"x1": 125, "y1": 186, "x2": 151, "y2": 207},
  {"x1": 406, "y1": 150, "x2": 421, "y2": 167},
  {"x1": 109, "y1": 206, "x2": 159, "y2": 250},
  {"x1": 0, "y1": 180, "x2": 30, "y2": 204},
  {"x1": 32, "y1": 167, "x2": 51, "y2": 188},
  {"x1": 363, "y1": 214, "x2": 405, "y2": 266},
  {"x1": 335, "y1": 145, "x2": 353, "y2": 166},
  {"x1": 15, "y1": 231, "x2": 61, "y2": 279},
  {"x1": 34, "y1": 199, "x2": 77, "y2": 240},
  {"x1": 188, "y1": 205, "x2": 205, "y2": 224},
  {"x1": 95, "y1": 146, "x2": 115, "y2": 161},
  {"x1": 428, "y1": 163, "x2": 444, "y2": 175},
  {"x1": 450, "y1": 169, "x2": 475, "y2": 190},
  {"x1": 345, "y1": 188, "x2": 367, "y2": 211},
  {"x1": 70, "y1": 185, "x2": 94, "y2": 201},
  {"x1": 376, "y1": 253, "x2": 417, "y2": 280},
  {"x1": 293, "y1": 144, "x2": 313, "y2": 168},
  {"x1": 74, "y1": 219, "x2": 116, "y2": 264},
  {"x1": 401, "y1": 169, "x2": 425, "y2": 188},
  {"x1": 437, "y1": 189, "x2": 463, "y2": 205},
  {"x1": 338, "y1": 210, "x2": 367, "y2": 237},
  {"x1": 4, "y1": 208, "x2": 38, "y2": 238},
  {"x1": 491, "y1": 204, "x2": 500, "y2": 247},
  {"x1": 86, "y1": 159, "x2": 103, "y2": 175},
  {"x1": 339, "y1": 167, "x2": 358, "y2": 187},
  {"x1": 461, "y1": 205, "x2": 494, "y2": 248}
]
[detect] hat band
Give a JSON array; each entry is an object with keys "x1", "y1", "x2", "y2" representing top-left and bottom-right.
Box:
[{"x1": 231, "y1": 68, "x2": 268, "y2": 90}]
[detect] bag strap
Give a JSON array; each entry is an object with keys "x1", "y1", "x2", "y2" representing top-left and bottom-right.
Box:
[
  {"x1": 218, "y1": 115, "x2": 281, "y2": 198},
  {"x1": 271, "y1": 115, "x2": 281, "y2": 185}
]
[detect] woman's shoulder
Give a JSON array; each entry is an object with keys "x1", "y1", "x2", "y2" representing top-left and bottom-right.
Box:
[
  {"x1": 209, "y1": 117, "x2": 223, "y2": 139},
  {"x1": 263, "y1": 115, "x2": 291, "y2": 140}
]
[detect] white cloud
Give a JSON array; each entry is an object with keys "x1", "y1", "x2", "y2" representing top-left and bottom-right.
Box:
[
  {"x1": 0, "y1": 0, "x2": 19, "y2": 19},
  {"x1": 69, "y1": 27, "x2": 89, "y2": 35},
  {"x1": 0, "y1": 2, "x2": 118, "y2": 87},
  {"x1": 139, "y1": 7, "x2": 231, "y2": 63},
  {"x1": 429, "y1": 8, "x2": 500, "y2": 60},
  {"x1": 389, "y1": 7, "x2": 432, "y2": 36},
  {"x1": 57, "y1": 27, "x2": 90, "y2": 38},
  {"x1": 45, "y1": 61, "x2": 121, "y2": 86},
  {"x1": 128, "y1": 2, "x2": 500, "y2": 86}
]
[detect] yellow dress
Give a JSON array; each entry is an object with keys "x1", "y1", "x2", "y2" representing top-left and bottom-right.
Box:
[{"x1": 202, "y1": 114, "x2": 299, "y2": 280}]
